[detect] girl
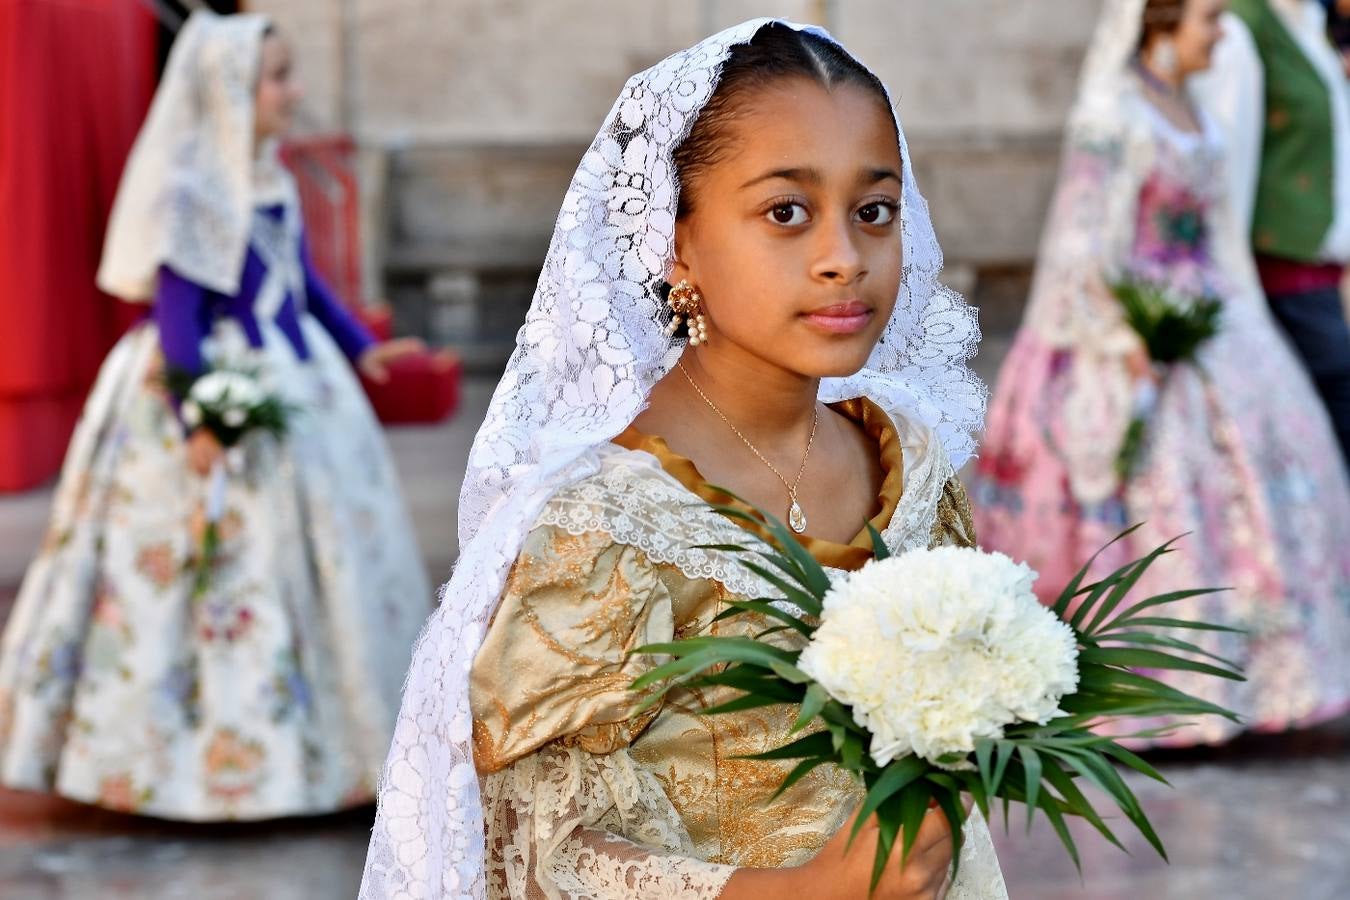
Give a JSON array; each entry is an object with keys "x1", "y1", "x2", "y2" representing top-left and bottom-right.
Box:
[
  {"x1": 974, "y1": 0, "x2": 1350, "y2": 747},
  {"x1": 0, "y1": 12, "x2": 430, "y2": 820},
  {"x1": 361, "y1": 20, "x2": 1003, "y2": 900}
]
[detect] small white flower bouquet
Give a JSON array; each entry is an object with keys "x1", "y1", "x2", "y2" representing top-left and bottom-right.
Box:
[
  {"x1": 166, "y1": 367, "x2": 293, "y2": 597},
  {"x1": 176, "y1": 369, "x2": 291, "y2": 445},
  {"x1": 633, "y1": 503, "x2": 1242, "y2": 884},
  {"x1": 1108, "y1": 276, "x2": 1223, "y2": 480}
]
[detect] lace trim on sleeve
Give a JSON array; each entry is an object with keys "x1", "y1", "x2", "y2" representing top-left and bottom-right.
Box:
[
  {"x1": 950, "y1": 808, "x2": 1010, "y2": 900},
  {"x1": 482, "y1": 743, "x2": 735, "y2": 899}
]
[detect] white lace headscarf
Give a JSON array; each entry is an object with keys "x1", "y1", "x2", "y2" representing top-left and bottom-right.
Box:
[
  {"x1": 1070, "y1": 0, "x2": 1151, "y2": 142},
  {"x1": 1067, "y1": 0, "x2": 1263, "y2": 294},
  {"x1": 96, "y1": 10, "x2": 290, "y2": 302},
  {"x1": 360, "y1": 19, "x2": 985, "y2": 898}
]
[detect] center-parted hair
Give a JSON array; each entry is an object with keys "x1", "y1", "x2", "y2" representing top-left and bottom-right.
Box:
[{"x1": 672, "y1": 22, "x2": 896, "y2": 219}]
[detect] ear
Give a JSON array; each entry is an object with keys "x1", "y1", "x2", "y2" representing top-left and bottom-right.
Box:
[{"x1": 670, "y1": 217, "x2": 696, "y2": 285}]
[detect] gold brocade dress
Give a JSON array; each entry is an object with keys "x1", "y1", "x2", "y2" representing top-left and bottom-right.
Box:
[{"x1": 470, "y1": 399, "x2": 1009, "y2": 899}]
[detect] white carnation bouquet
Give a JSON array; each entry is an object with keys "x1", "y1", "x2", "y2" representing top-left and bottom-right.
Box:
[
  {"x1": 165, "y1": 366, "x2": 294, "y2": 597},
  {"x1": 633, "y1": 503, "x2": 1242, "y2": 884},
  {"x1": 175, "y1": 369, "x2": 291, "y2": 443}
]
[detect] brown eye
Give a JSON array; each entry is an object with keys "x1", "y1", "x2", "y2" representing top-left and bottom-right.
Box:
[
  {"x1": 767, "y1": 203, "x2": 808, "y2": 226},
  {"x1": 857, "y1": 202, "x2": 897, "y2": 226}
]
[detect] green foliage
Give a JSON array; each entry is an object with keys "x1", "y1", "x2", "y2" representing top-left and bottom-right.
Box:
[
  {"x1": 1108, "y1": 279, "x2": 1222, "y2": 479},
  {"x1": 634, "y1": 493, "x2": 1242, "y2": 887},
  {"x1": 163, "y1": 366, "x2": 294, "y2": 448},
  {"x1": 1110, "y1": 279, "x2": 1222, "y2": 365}
]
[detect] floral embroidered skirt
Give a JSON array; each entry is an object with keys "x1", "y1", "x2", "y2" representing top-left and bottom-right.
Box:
[
  {"x1": 0, "y1": 318, "x2": 431, "y2": 820},
  {"x1": 972, "y1": 327, "x2": 1350, "y2": 747}
]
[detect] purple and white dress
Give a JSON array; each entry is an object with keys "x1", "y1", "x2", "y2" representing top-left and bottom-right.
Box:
[
  {"x1": 0, "y1": 199, "x2": 431, "y2": 819},
  {"x1": 973, "y1": 80, "x2": 1350, "y2": 747}
]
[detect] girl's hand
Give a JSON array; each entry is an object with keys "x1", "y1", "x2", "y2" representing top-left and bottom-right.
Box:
[
  {"x1": 186, "y1": 428, "x2": 224, "y2": 477},
  {"x1": 807, "y1": 804, "x2": 956, "y2": 900},
  {"x1": 358, "y1": 337, "x2": 428, "y2": 384},
  {"x1": 721, "y1": 804, "x2": 957, "y2": 900}
]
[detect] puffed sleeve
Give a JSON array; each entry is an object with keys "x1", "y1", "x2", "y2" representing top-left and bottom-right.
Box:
[
  {"x1": 470, "y1": 524, "x2": 735, "y2": 899},
  {"x1": 153, "y1": 264, "x2": 211, "y2": 379}
]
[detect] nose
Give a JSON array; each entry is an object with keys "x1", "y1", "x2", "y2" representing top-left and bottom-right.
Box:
[{"x1": 809, "y1": 212, "x2": 866, "y2": 285}]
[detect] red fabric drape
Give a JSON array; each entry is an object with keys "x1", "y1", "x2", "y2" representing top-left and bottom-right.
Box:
[{"x1": 0, "y1": 0, "x2": 155, "y2": 492}]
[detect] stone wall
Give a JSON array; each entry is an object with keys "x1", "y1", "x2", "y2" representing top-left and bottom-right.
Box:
[{"x1": 249, "y1": 0, "x2": 1107, "y2": 362}]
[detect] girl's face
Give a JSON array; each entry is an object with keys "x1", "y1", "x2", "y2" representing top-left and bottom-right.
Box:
[
  {"x1": 254, "y1": 33, "x2": 302, "y2": 142},
  {"x1": 1174, "y1": 0, "x2": 1228, "y2": 76},
  {"x1": 671, "y1": 77, "x2": 903, "y2": 379}
]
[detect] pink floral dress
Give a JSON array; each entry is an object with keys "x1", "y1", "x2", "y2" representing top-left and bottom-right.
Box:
[{"x1": 973, "y1": 86, "x2": 1350, "y2": 746}]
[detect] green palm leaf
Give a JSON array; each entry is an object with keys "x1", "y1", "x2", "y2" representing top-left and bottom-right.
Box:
[{"x1": 632, "y1": 501, "x2": 1243, "y2": 883}]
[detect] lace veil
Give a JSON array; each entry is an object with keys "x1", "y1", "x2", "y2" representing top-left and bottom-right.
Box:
[
  {"x1": 1071, "y1": 0, "x2": 1150, "y2": 142},
  {"x1": 360, "y1": 19, "x2": 986, "y2": 898},
  {"x1": 96, "y1": 10, "x2": 288, "y2": 302}
]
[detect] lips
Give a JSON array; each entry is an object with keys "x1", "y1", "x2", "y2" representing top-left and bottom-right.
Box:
[{"x1": 801, "y1": 300, "x2": 874, "y2": 335}]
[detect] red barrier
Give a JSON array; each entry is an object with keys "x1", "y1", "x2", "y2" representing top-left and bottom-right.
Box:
[
  {"x1": 280, "y1": 135, "x2": 364, "y2": 307},
  {"x1": 0, "y1": 0, "x2": 156, "y2": 492}
]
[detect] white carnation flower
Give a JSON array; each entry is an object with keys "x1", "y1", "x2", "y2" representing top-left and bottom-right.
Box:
[
  {"x1": 180, "y1": 400, "x2": 203, "y2": 428},
  {"x1": 191, "y1": 371, "x2": 263, "y2": 408},
  {"x1": 221, "y1": 408, "x2": 248, "y2": 428},
  {"x1": 189, "y1": 372, "x2": 229, "y2": 405},
  {"x1": 797, "y1": 546, "x2": 1079, "y2": 770}
]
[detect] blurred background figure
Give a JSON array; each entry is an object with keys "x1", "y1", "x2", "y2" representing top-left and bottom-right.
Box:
[
  {"x1": 1193, "y1": 0, "x2": 1350, "y2": 467},
  {"x1": 973, "y1": 0, "x2": 1350, "y2": 747},
  {"x1": 0, "y1": 11, "x2": 432, "y2": 821}
]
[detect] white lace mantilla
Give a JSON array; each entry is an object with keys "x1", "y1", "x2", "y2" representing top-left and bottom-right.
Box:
[{"x1": 97, "y1": 11, "x2": 287, "y2": 302}]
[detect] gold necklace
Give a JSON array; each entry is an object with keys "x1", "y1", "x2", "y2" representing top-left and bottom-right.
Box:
[{"x1": 678, "y1": 362, "x2": 818, "y2": 534}]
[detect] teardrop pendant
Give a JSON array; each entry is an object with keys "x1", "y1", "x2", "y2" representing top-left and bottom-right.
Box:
[{"x1": 788, "y1": 499, "x2": 807, "y2": 534}]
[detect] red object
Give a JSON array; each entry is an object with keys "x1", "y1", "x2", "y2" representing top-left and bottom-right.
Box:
[
  {"x1": 280, "y1": 135, "x2": 364, "y2": 308},
  {"x1": 1255, "y1": 254, "x2": 1345, "y2": 297},
  {"x1": 0, "y1": 0, "x2": 156, "y2": 492},
  {"x1": 282, "y1": 135, "x2": 461, "y2": 425},
  {"x1": 357, "y1": 303, "x2": 395, "y2": 343},
  {"x1": 359, "y1": 352, "x2": 463, "y2": 425}
]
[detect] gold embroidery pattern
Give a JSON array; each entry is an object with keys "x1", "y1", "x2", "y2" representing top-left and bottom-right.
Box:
[{"x1": 930, "y1": 476, "x2": 978, "y2": 549}]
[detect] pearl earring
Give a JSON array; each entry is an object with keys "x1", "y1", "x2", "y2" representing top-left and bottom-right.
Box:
[
  {"x1": 1152, "y1": 36, "x2": 1179, "y2": 79},
  {"x1": 665, "y1": 279, "x2": 709, "y2": 346}
]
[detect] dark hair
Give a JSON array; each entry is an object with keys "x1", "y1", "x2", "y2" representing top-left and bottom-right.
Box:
[
  {"x1": 1137, "y1": 0, "x2": 1187, "y2": 50},
  {"x1": 671, "y1": 23, "x2": 894, "y2": 219}
]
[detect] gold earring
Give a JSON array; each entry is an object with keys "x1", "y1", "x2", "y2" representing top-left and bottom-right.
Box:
[{"x1": 665, "y1": 279, "x2": 709, "y2": 346}]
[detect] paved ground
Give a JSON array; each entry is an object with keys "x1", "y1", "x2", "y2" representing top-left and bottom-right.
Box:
[
  {"x1": 3, "y1": 338, "x2": 1350, "y2": 898},
  {"x1": 1, "y1": 721, "x2": 1346, "y2": 899}
]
